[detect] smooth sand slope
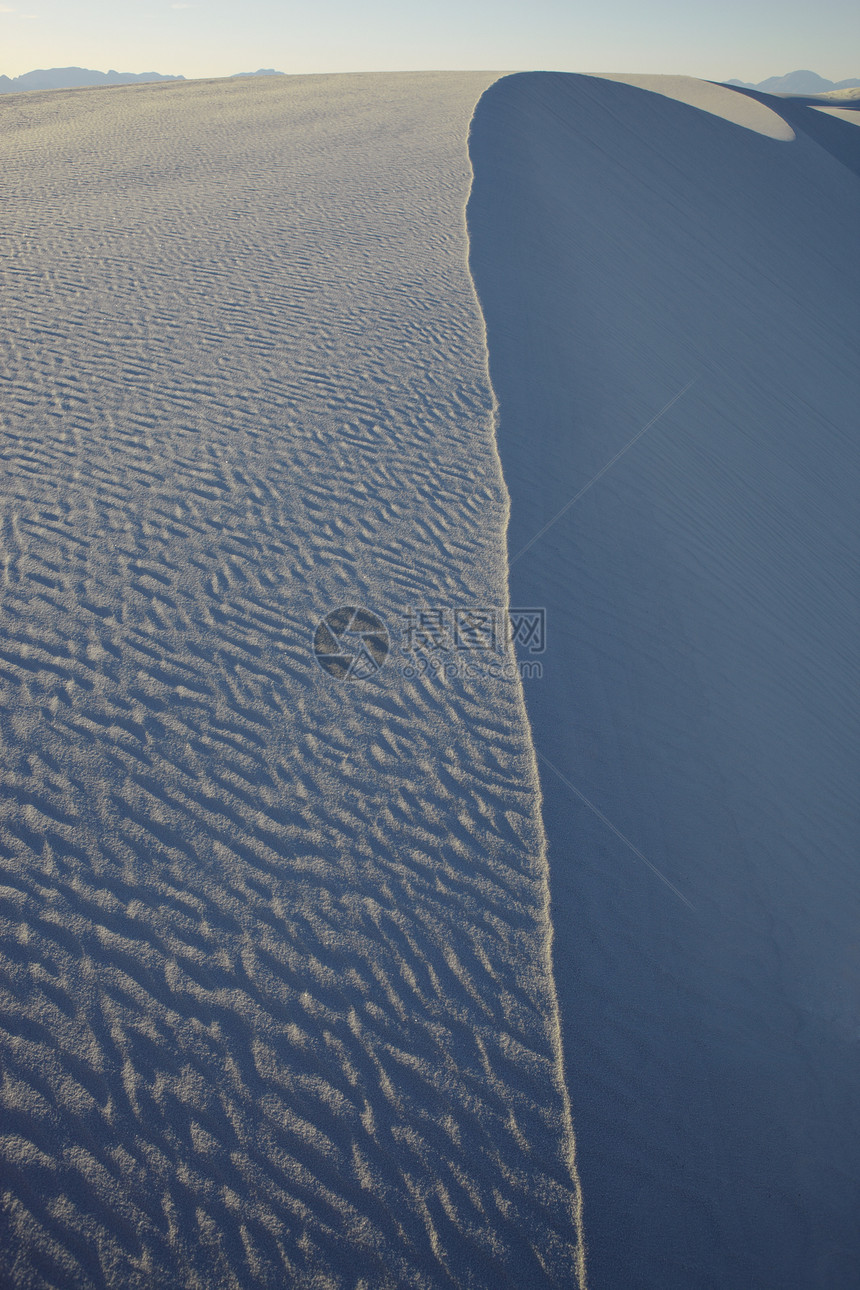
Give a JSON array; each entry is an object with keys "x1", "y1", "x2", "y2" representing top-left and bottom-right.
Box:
[
  {"x1": 721, "y1": 81, "x2": 860, "y2": 179},
  {"x1": 810, "y1": 106, "x2": 860, "y2": 126},
  {"x1": 468, "y1": 73, "x2": 860, "y2": 1288},
  {"x1": 0, "y1": 73, "x2": 585, "y2": 1287}
]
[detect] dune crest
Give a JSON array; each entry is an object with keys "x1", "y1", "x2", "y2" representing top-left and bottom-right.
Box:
[
  {"x1": 811, "y1": 104, "x2": 860, "y2": 124},
  {"x1": 593, "y1": 71, "x2": 795, "y2": 137}
]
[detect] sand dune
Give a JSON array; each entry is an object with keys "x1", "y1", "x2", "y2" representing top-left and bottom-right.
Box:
[
  {"x1": 3, "y1": 64, "x2": 857, "y2": 1289},
  {"x1": 593, "y1": 72, "x2": 795, "y2": 136},
  {"x1": 469, "y1": 72, "x2": 860, "y2": 1288},
  {"x1": 0, "y1": 73, "x2": 585, "y2": 1287},
  {"x1": 811, "y1": 105, "x2": 860, "y2": 124},
  {"x1": 720, "y1": 81, "x2": 860, "y2": 178},
  {"x1": 816, "y1": 87, "x2": 860, "y2": 102}
]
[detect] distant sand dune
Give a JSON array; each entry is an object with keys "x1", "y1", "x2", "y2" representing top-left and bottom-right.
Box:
[
  {"x1": 811, "y1": 105, "x2": 860, "y2": 124},
  {"x1": 594, "y1": 72, "x2": 795, "y2": 137}
]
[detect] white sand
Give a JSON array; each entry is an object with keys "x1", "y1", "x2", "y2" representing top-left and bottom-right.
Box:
[
  {"x1": 814, "y1": 87, "x2": 860, "y2": 102},
  {"x1": 593, "y1": 72, "x2": 795, "y2": 138},
  {"x1": 4, "y1": 65, "x2": 858, "y2": 1289},
  {"x1": 0, "y1": 73, "x2": 585, "y2": 1287},
  {"x1": 811, "y1": 105, "x2": 860, "y2": 124},
  {"x1": 469, "y1": 71, "x2": 860, "y2": 1289}
]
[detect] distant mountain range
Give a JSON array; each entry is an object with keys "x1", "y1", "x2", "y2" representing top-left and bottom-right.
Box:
[
  {"x1": 0, "y1": 68, "x2": 182, "y2": 93},
  {"x1": 726, "y1": 70, "x2": 860, "y2": 94},
  {"x1": 0, "y1": 67, "x2": 284, "y2": 94},
  {"x1": 7, "y1": 67, "x2": 854, "y2": 100}
]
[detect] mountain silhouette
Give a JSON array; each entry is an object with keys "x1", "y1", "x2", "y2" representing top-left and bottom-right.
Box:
[
  {"x1": 726, "y1": 69, "x2": 860, "y2": 93},
  {"x1": 0, "y1": 67, "x2": 183, "y2": 93}
]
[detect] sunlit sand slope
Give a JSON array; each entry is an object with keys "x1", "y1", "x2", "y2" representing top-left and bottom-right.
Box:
[
  {"x1": 469, "y1": 71, "x2": 860, "y2": 1290},
  {"x1": 0, "y1": 73, "x2": 584, "y2": 1288}
]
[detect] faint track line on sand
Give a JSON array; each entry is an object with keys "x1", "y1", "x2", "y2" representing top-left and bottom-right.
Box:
[
  {"x1": 509, "y1": 378, "x2": 697, "y2": 566},
  {"x1": 535, "y1": 748, "x2": 696, "y2": 910}
]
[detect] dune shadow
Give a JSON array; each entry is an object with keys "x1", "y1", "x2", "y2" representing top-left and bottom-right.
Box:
[
  {"x1": 717, "y1": 82, "x2": 860, "y2": 179},
  {"x1": 469, "y1": 71, "x2": 860, "y2": 1290}
]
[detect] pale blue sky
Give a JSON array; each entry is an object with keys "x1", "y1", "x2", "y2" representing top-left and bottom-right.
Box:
[{"x1": 2, "y1": 0, "x2": 858, "y2": 82}]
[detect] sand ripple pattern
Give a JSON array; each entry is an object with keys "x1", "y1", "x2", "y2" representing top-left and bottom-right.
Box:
[{"x1": 0, "y1": 74, "x2": 581, "y2": 1287}]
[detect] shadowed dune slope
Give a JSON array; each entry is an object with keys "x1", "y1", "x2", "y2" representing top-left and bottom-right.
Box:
[
  {"x1": 468, "y1": 72, "x2": 860, "y2": 1289},
  {"x1": 0, "y1": 72, "x2": 585, "y2": 1288},
  {"x1": 720, "y1": 81, "x2": 860, "y2": 177}
]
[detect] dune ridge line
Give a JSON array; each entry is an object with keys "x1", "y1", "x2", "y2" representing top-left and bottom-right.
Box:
[{"x1": 463, "y1": 74, "x2": 590, "y2": 1290}]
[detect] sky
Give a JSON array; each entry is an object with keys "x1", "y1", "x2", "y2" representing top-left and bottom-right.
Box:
[{"x1": 1, "y1": 0, "x2": 859, "y2": 83}]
